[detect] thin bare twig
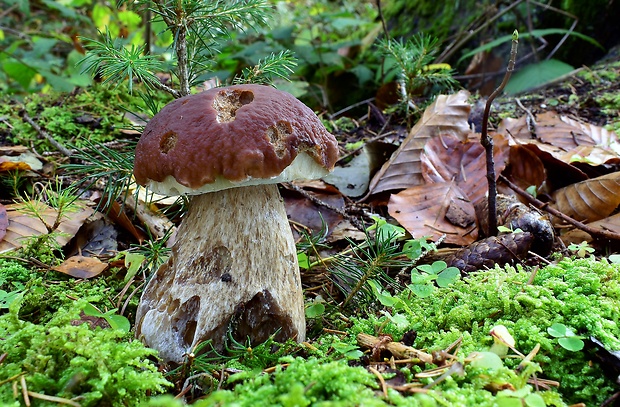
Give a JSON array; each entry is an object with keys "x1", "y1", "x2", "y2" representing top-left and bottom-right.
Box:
[
  {"x1": 500, "y1": 175, "x2": 620, "y2": 241},
  {"x1": 285, "y1": 183, "x2": 366, "y2": 232},
  {"x1": 481, "y1": 30, "x2": 519, "y2": 236},
  {"x1": 19, "y1": 110, "x2": 73, "y2": 157}
]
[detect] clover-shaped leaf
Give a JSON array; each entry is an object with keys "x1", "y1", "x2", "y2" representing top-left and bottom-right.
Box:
[
  {"x1": 436, "y1": 266, "x2": 460, "y2": 288},
  {"x1": 417, "y1": 261, "x2": 447, "y2": 275},
  {"x1": 408, "y1": 283, "x2": 434, "y2": 298}
]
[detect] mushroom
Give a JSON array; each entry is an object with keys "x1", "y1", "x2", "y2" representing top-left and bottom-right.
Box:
[{"x1": 133, "y1": 84, "x2": 339, "y2": 363}]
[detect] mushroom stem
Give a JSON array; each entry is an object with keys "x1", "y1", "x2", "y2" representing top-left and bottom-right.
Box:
[{"x1": 135, "y1": 184, "x2": 305, "y2": 363}]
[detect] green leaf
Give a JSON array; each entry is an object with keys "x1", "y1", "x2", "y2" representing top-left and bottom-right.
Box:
[
  {"x1": 609, "y1": 254, "x2": 620, "y2": 264},
  {"x1": 459, "y1": 29, "x2": 603, "y2": 63},
  {"x1": 2, "y1": 60, "x2": 37, "y2": 89},
  {"x1": 547, "y1": 323, "x2": 568, "y2": 337},
  {"x1": 297, "y1": 252, "x2": 309, "y2": 269},
  {"x1": 125, "y1": 252, "x2": 145, "y2": 283},
  {"x1": 305, "y1": 302, "x2": 325, "y2": 318},
  {"x1": 524, "y1": 393, "x2": 547, "y2": 407},
  {"x1": 409, "y1": 283, "x2": 434, "y2": 298},
  {"x1": 410, "y1": 272, "x2": 433, "y2": 285},
  {"x1": 505, "y1": 59, "x2": 575, "y2": 94},
  {"x1": 558, "y1": 336, "x2": 585, "y2": 352},
  {"x1": 83, "y1": 302, "x2": 104, "y2": 317},
  {"x1": 469, "y1": 351, "x2": 504, "y2": 371},
  {"x1": 383, "y1": 312, "x2": 409, "y2": 329},
  {"x1": 0, "y1": 290, "x2": 21, "y2": 309},
  {"x1": 105, "y1": 314, "x2": 131, "y2": 332},
  {"x1": 436, "y1": 267, "x2": 460, "y2": 288}
]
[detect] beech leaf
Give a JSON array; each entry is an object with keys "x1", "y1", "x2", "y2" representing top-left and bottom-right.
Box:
[
  {"x1": 388, "y1": 181, "x2": 477, "y2": 245},
  {"x1": 53, "y1": 255, "x2": 108, "y2": 279},
  {"x1": 550, "y1": 171, "x2": 620, "y2": 223},
  {"x1": 367, "y1": 90, "x2": 471, "y2": 195}
]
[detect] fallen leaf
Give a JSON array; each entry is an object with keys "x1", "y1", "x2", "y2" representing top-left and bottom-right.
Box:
[
  {"x1": 53, "y1": 255, "x2": 108, "y2": 279},
  {"x1": 421, "y1": 133, "x2": 509, "y2": 206},
  {"x1": 550, "y1": 172, "x2": 620, "y2": 224},
  {"x1": 0, "y1": 201, "x2": 94, "y2": 253},
  {"x1": 502, "y1": 144, "x2": 547, "y2": 194},
  {"x1": 535, "y1": 111, "x2": 597, "y2": 152},
  {"x1": 367, "y1": 90, "x2": 471, "y2": 195},
  {"x1": 388, "y1": 181, "x2": 478, "y2": 245}
]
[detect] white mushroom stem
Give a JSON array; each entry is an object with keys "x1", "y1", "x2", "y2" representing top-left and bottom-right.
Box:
[{"x1": 135, "y1": 184, "x2": 305, "y2": 363}]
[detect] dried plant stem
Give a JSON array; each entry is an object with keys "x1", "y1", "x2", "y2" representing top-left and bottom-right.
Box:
[
  {"x1": 19, "y1": 110, "x2": 73, "y2": 157},
  {"x1": 500, "y1": 175, "x2": 620, "y2": 242},
  {"x1": 481, "y1": 30, "x2": 518, "y2": 236}
]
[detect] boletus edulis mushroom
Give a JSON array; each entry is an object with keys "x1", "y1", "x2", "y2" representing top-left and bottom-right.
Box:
[{"x1": 133, "y1": 84, "x2": 339, "y2": 363}]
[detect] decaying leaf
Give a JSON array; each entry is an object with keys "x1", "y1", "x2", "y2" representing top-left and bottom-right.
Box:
[
  {"x1": 0, "y1": 201, "x2": 94, "y2": 253},
  {"x1": 501, "y1": 145, "x2": 547, "y2": 195},
  {"x1": 368, "y1": 90, "x2": 471, "y2": 195},
  {"x1": 53, "y1": 255, "x2": 108, "y2": 279},
  {"x1": 550, "y1": 172, "x2": 620, "y2": 224},
  {"x1": 422, "y1": 133, "x2": 509, "y2": 206},
  {"x1": 388, "y1": 181, "x2": 477, "y2": 245}
]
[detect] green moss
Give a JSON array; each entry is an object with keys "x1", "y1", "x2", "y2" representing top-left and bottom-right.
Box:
[
  {"x1": 362, "y1": 258, "x2": 619, "y2": 405},
  {"x1": 0, "y1": 83, "x2": 172, "y2": 152},
  {"x1": 0, "y1": 297, "x2": 171, "y2": 406}
]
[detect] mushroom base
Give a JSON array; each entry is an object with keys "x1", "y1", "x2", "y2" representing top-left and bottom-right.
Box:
[{"x1": 135, "y1": 184, "x2": 305, "y2": 363}]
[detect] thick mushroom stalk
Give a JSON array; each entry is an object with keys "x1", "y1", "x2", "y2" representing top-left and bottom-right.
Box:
[{"x1": 135, "y1": 184, "x2": 304, "y2": 363}]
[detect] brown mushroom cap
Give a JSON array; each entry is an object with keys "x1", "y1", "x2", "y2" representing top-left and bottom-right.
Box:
[{"x1": 134, "y1": 84, "x2": 338, "y2": 195}]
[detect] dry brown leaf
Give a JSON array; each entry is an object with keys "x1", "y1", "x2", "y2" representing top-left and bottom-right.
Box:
[
  {"x1": 53, "y1": 255, "x2": 108, "y2": 279},
  {"x1": 559, "y1": 115, "x2": 620, "y2": 156},
  {"x1": 498, "y1": 115, "x2": 531, "y2": 141},
  {"x1": 535, "y1": 111, "x2": 597, "y2": 152},
  {"x1": 367, "y1": 90, "x2": 471, "y2": 195},
  {"x1": 421, "y1": 133, "x2": 509, "y2": 206},
  {"x1": 388, "y1": 181, "x2": 477, "y2": 245},
  {"x1": 503, "y1": 145, "x2": 547, "y2": 193},
  {"x1": 521, "y1": 144, "x2": 588, "y2": 191},
  {"x1": 550, "y1": 171, "x2": 620, "y2": 224},
  {"x1": 559, "y1": 212, "x2": 620, "y2": 246},
  {"x1": 0, "y1": 201, "x2": 94, "y2": 253}
]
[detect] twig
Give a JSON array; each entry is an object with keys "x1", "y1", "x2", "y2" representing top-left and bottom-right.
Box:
[
  {"x1": 285, "y1": 183, "x2": 366, "y2": 232},
  {"x1": 499, "y1": 175, "x2": 620, "y2": 241},
  {"x1": 481, "y1": 30, "x2": 519, "y2": 237},
  {"x1": 27, "y1": 391, "x2": 81, "y2": 407},
  {"x1": 357, "y1": 333, "x2": 433, "y2": 364},
  {"x1": 18, "y1": 110, "x2": 74, "y2": 157},
  {"x1": 368, "y1": 366, "x2": 388, "y2": 397}
]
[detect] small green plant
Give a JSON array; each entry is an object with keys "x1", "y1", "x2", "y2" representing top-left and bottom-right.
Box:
[
  {"x1": 17, "y1": 179, "x2": 80, "y2": 263},
  {"x1": 567, "y1": 241, "x2": 595, "y2": 258},
  {"x1": 380, "y1": 33, "x2": 458, "y2": 116},
  {"x1": 547, "y1": 323, "x2": 585, "y2": 352},
  {"x1": 0, "y1": 297, "x2": 171, "y2": 406},
  {"x1": 83, "y1": 302, "x2": 131, "y2": 333},
  {"x1": 409, "y1": 260, "x2": 461, "y2": 298},
  {"x1": 80, "y1": 0, "x2": 296, "y2": 100}
]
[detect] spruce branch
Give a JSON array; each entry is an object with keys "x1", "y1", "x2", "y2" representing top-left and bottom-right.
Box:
[
  {"x1": 234, "y1": 50, "x2": 298, "y2": 85},
  {"x1": 78, "y1": 30, "x2": 165, "y2": 94},
  {"x1": 481, "y1": 29, "x2": 518, "y2": 236}
]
